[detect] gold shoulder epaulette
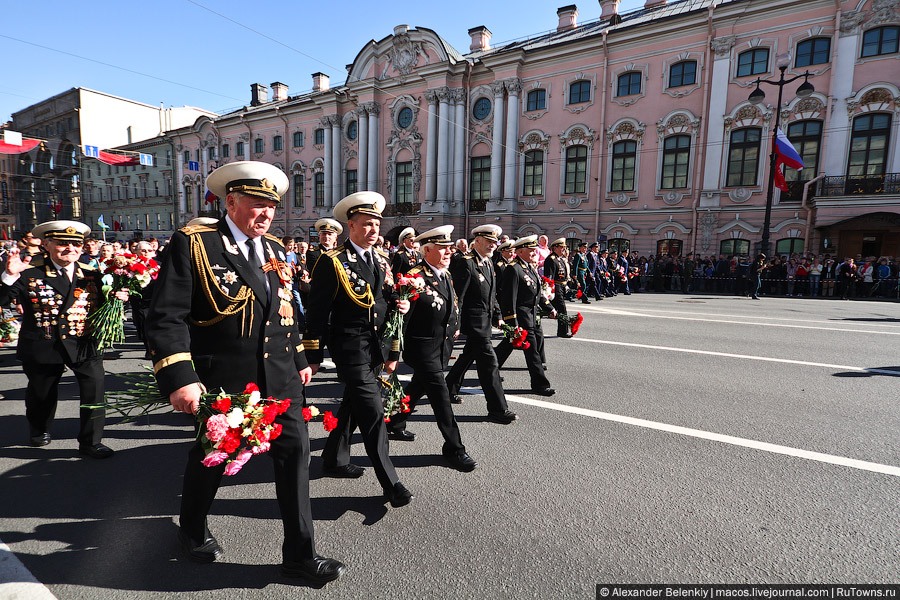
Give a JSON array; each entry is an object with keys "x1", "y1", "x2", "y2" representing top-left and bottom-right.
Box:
[
  {"x1": 408, "y1": 266, "x2": 423, "y2": 275},
  {"x1": 375, "y1": 248, "x2": 389, "y2": 259},
  {"x1": 28, "y1": 255, "x2": 47, "y2": 268},
  {"x1": 325, "y1": 249, "x2": 342, "y2": 258},
  {"x1": 264, "y1": 233, "x2": 284, "y2": 246},
  {"x1": 179, "y1": 224, "x2": 217, "y2": 235},
  {"x1": 79, "y1": 262, "x2": 97, "y2": 271}
]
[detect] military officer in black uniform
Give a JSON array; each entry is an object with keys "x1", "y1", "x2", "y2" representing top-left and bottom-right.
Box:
[
  {"x1": 572, "y1": 241, "x2": 592, "y2": 304},
  {"x1": 543, "y1": 238, "x2": 572, "y2": 338},
  {"x1": 305, "y1": 218, "x2": 342, "y2": 273},
  {"x1": 303, "y1": 191, "x2": 413, "y2": 508},
  {"x1": 495, "y1": 236, "x2": 557, "y2": 396},
  {"x1": 145, "y1": 161, "x2": 344, "y2": 583},
  {"x1": 390, "y1": 226, "x2": 419, "y2": 278},
  {"x1": 443, "y1": 224, "x2": 516, "y2": 424},
  {"x1": 383, "y1": 226, "x2": 477, "y2": 472},
  {"x1": 0, "y1": 220, "x2": 126, "y2": 457},
  {"x1": 494, "y1": 240, "x2": 514, "y2": 302}
]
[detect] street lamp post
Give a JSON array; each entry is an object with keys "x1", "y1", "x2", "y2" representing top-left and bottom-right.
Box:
[{"x1": 748, "y1": 63, "x2": 815, "y2": 257}]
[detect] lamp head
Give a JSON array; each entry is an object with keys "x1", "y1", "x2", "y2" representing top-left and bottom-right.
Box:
[
  {"x1": 748, "y1": 86, "x2": 766, "y2": 104},
  {"x1": 796, "y1": 78, "x2": 815, "y2": 98}
]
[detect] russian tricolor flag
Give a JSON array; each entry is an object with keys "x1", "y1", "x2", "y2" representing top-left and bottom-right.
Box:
[
  {"x1": 774, "y1": 128, "x2": 804, "y2": 191},
  {"x1": 205, "y1": 190, "x2": 218, "y2": 205}
]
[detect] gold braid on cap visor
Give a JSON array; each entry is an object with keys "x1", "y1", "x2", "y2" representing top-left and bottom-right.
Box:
[{"x1": 227, "y1": 178, "x2": 280, "y2": 202}]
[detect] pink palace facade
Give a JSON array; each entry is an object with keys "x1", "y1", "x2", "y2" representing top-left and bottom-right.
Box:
[{"x1": 164, "y1": 0, "x2": 900, "y2": 259}]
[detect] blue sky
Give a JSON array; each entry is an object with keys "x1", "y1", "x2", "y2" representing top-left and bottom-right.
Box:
[{"x1": 0, "y1": 0, "x2": 644, "y2": 123}]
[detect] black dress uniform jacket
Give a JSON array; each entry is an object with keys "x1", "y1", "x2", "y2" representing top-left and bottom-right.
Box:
[
  {"x1": 390, "y1": 246, "x2": 419, "y2": 279},
  {"x1": 496, "y1": 257, "x2": 552, "y2": 390},
  {"x1": 543, "y1": 253, "x2": 570, "y2": 335},
  {"x1": 0, "y1": 257, "x2": 108, "y2": 445},
  {"x1": 145, "y1": 219, "x2": 317, "y2": 562}
]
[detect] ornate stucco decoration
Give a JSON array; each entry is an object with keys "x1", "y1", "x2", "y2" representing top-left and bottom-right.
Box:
[
  {"x1": 699, "y1": 211, "x2": 717, "y2": 252},
  {"x1": 728, "y1": 188, "x2": 753, "y2": 203},
  {"x1": 710, "y1": 36, "x2": 736, "y2": 57},
  {"x1": 382, "y1": 32, "x2": 428, "y2": 79},
  {"x1": 839, "y1": 10, "x2": 865, "y2": 36},
  {"x1": 869, "y1": 0, "x2": 900, "y2": 26}
]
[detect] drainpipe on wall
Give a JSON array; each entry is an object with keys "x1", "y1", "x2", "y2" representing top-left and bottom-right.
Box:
[
  {"x1": 802, "y1": 172, "x2": 825, "y2": 253},
  {"x1": 593, "y1": 30, "x2": 609, "y2": 245},
  {"x1": 691, "y1": 3, "x2": 716, "y2": 256}
]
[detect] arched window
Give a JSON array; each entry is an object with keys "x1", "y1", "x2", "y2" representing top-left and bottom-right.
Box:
[
  {"x1": 273, "y1": 135, "x2": 283, "y2": 152},
  {"x1": 786, "y1": 120, "x2": 823, "y2": 182},
  {"x1": 568, "y1": 80, "x2": 591, "y2": 104},
  {"x1": 795, "y1": 38, "x2": 831, "y2": 67},
  {"x1": 564, "y1": 146, "x2": 587, "y2": 194},
  {"x1": 292, "y1": 174, "x2": 304, "y2": 208},
  {"x1": 846, "y1": 113, "x2": 891, "y2": 194},
  {"x1": 719, "y1": 239, "x2": 750, "y2": 256},
  {"x1": 395, "y1": 162, "x2": 412, "y2": 203},
  {"x1": 254, "y1": 138, "x2": 264, "y2": 154},
  {"x1": 236, "y1": 142, "x2": 245, "y2": 156},
  {"x1": 523, "y1": 150, "x2": 543, "y2": 196},
  {"x1": 861, "y1": 26, "x2": 899, "y2": 57},
  {"x1": 293, "y1": 131, "x2": 304, "y2": 148},
  {"x1": 611, "y1": 141, "x2": 636, "y2": 191},
  {"x1": 726, "y1": 128, "x2": 761, "y2": 187},
  {"x1": 616, "y1": 72, "x2": 642, "y2": 97},
  {"x1": 668, "y1": 61, "x2": 697, "y2": 87},
  {"x1": 526, "y1": 89, "x2": 546, "y2": 111},
  {"x1": 314, "y1": 128, "x2": 325, "y2": 145},
  {"x1": 347, "y1": 121, "x2": 358, "y2": 141},
  {"x1": 469, "y1": 157, "x2": 491, "y2": 202},
  {"x1": 314, "y1": 172, "x2": 324, "y2": 206},
  {"x1": 661, "y1": 135, "x2": 690, "y2": 189},
  {"x1": 736, "y1": 48, "x2": 769, "y2": 77}
]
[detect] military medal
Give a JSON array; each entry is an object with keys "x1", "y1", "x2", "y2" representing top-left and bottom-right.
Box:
[{"x1": 263, "y1": 251, "x2": 295, "y2": 327}]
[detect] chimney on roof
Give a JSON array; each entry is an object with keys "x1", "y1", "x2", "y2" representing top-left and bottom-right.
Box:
[
  {"x1": 468, "y1": 25, "x2": 492, "y2": 52},
  {"x1": 599, "y1": 0, "x2": 620, "y2": 20},
  {"x1": 557, "y1": 5, "x2": 578, "y2": 32},
  {"x1": 312, "y1": 72, "x2": 330, "y2": 92},
  {"x1": 250, "y1": 83, "x2": 269, "y2": 106},
  {"x1": 645, "y1": 0, "x2": 667, "y2": 8},
  {"x1": 270, "y1": 81, "x2": 288, "y2": 102}
]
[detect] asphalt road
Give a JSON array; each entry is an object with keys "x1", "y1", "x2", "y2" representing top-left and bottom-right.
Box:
[{"x1": 1, "y1": 293, "x2": 898, "y2": 599}]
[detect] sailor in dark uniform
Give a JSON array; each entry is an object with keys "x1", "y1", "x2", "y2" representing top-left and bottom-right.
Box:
[
  {"x1": 572, "y1": 241, "x2": 592, "y2": 304},
  {"x1": 0, "y1": 220, "x2": 126, "y2": 458},
  {"x1": 303, "y1": 191, "x2": 413, "y2": 509},
  {"x1": 145, "y1": 161, "x2": 344, "y2": 583},
  {"x1": 383, "y1": 225, "x2": 477, "y2": 472},
  {"x1": 390, "y1": 226, "x2": 419, "y2": 278},
  {"x1": 443, "y1": 224, "x2": 516, "y2": 424},
  {"x1": 305, "y1": 218, "x2": 342, "y2": 273},
  {"x1": 493, "y1": 240, "x2": 514, "y2": 302},
  {"x1": 543, "y1": 238, "x2": 572, "y2": 338},
  {"x1": 495, "y1": 235, "x2": 557, "y2": 396}
]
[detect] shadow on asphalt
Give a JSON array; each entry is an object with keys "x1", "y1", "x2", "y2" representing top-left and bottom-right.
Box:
[
  {"x1": 832, "y1": 366, "x2": 900, "y2": 377},
  {"x1": 835, "y1": 317, "x2": 900, "y2": 323}
]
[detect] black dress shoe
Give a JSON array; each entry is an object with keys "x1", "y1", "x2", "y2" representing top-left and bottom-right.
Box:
[
  {"x1": 532, "y1": 388, "x2": 555, "y2": 397},
  {"x1": 78, "y1": 443, "x2": 114, "y2": 459},
  {"x1": 323, "y1": 463, "x2": 365, "y2": 478},
  {"x1": 487, "y1": 410, "x2": 518, "y2": 424},
  {"x1": 385, "y1": 482, "x2": 413, "y2": 508},
  {"x1": 444, "y1": 451, "x2": 478, "y2": 472},
  {"x1": 387, "y1": 429, "x2": 416, "y2": 442},
  {"x1": 559, "y1": 333, "x2": 573, "y2": 338},
  {"x1": 178, "y1": 528, "x2": 223, "y2": 563},
  {"x1": 450, "y1": 395, "x2": 463, "y2": 404},
  {"x1": 29, "y1": 433, "x2": 51, "y2": 447},
  {"x1": 282, "y1": 555, "x2": 346, "y2": 584}
]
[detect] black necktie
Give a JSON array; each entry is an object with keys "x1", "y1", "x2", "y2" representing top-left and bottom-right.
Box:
[
  {"x1": 363, "y1": 250, "x2": 377, "y2": 281},
  {"x1": 246, "y1": 239, "x2": 267, "y2": 292}
]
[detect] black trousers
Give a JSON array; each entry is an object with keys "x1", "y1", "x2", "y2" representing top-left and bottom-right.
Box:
[
  {"x1": 22, "y1": 358, "x2": 105, "y2": 446},
  {"x1": 322, "y1": 362, "x2": 398, "y2": 493},
  {"x1": 445, "y1": 332, "x2": 509, "y2": 415},
  {"x1": 495, "y1": 327, "x2": 551, "y2": 390},
  {"x1": 549, "y1": 292, "x2": 568, "y2": 336},
  {"x1": 391, "y1": 366, "x2": 465, "y2": 455},
  {"x1": 179, "y1": 401, "x2": 316, "y2": 562}
]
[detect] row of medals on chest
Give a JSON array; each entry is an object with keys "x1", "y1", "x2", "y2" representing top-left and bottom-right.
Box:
[{"x1": 28, "y1": 279, "x2": 89, "y2": 338}]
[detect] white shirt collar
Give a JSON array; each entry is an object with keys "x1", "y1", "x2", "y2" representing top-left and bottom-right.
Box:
[
  {"x1": 348, "y1": 239, "x2": 373, "y2": 261},
  {"x1": 50, "y1": 260, "x2": 73, "y2": 277},
  {"x1": 225, "y1": 215, "x2": 264, "y2": 259},
  {"x1": 425, "y1": 261, "x2": 444, "y2": 279}
]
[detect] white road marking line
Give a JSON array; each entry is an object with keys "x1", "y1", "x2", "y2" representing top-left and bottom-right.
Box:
[
  {"x1": 495, "y1": 393, "x2": 900, "y2": 478},
  {"x1": 581, "y1": 305, "x2": 900, "y2": 335},
  {"x1": 568, "y1": 337, "x2": 900, "y2": 376},
  {"x1": 0, "y1": 541, "x2": 58, "y2": 599},
  {"x1": 586, "y1": 303, "x2": 900, "y2": 328}
]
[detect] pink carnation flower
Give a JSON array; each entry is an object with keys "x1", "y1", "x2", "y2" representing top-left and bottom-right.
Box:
[
  {"x1": 251, "y1": 441, "x2": 271, "y2": 455},
  {"x1": 204, "y1": 413, "x2": 230, "y2": 442},
  {"x1": 223, "y1": 449, "x2": 253, "y2": 476},
  {"x1": 201, "y1": 451, "x2": 229, "y2": 467}
]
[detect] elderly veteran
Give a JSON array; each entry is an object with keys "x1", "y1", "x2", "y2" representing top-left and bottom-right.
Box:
[
  {"x1": 495, "y1": 235, "x2": 557, "y2": 396},
  {"x1": 443, "y1": 224, "x2": 516, "y2": 423},
  {"x1": 305, "y1": 218, "x2": 342, "y2": 272},
  {"x1": 303, "y1": 191, "x2": 413, "y2": 508},
  {"x1": 145, "y1": 161, "x2": 344, "y2": 583},
  {"x1": 0, "y1": 220, "x2": 128, "y2": 457},
  {"x1": 390, "y1": 226, "x2": 419, "y2": 278},
  {"x1": 543, "y1": 237, "x2": 573, "y2": 338},
  {"x1": 384, "y1": 226, "x2": 477, "y2": 472}
]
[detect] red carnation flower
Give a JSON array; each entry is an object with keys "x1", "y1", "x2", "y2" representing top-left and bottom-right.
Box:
[
  {"x1": 219, "y1": 429, "x2": 242, "y2": 454},
  {"x1": 262, "y1": 403, "x2": 280, "y2": 425},
  {"x1": 576, "y1": 289, "x2": 583, "y2": 298},
  {"x1": 243, "y1": 382, "x2": 259, "y2": 394},
  {"x1": 276, "y1": 399, "x2": 291, "y2": 414},
  {"x1": 301, "y1": 407, "x2": 313, "y2": 422},
  {"x1": 571, "y1": 312, "x2": 584, "y2": 336},
  {"x1": 269, "y1": 423, "x2": 283, "y2": 440},
  {"x1": 210, "y1": 396, "x2": 231, "y2": 413},
  {"x1": 410, "y1": 292, "x2": 419, "y2": 301},
  {"x1": 322, "y1": 411, "x2": 339, "y2": 432},
  {"x1": 131, "y1": 262, "x2": 147, "y2": 274}
]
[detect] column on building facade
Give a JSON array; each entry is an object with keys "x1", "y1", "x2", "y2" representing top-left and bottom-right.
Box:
[
  {"x1": 358, "y1": 109, "x2": 369, "y2": 191},
  {"x1": 323, "y1": 118, "x2": 333, "y2": 208},
  {"x1": 331, "y1": 115, "x2": 342, "y2": 203},
  {"x1": 436, "y1": 87, "x2": 452, "y2": 203},
  {"x1": 489, "y1": 81, "x2": 506, "y2": 202},
  {"x1": 701, "y1": 36, "x2": 735, "y2": 198},
  {"x1": 823, "y1": 17, "x2": 860, "y2": 174},
  {"x1": 503, "y1": 79, "x2": 521, "y2": 202},
  {"x1": 425, "y1": 90, "x2": 439, "y2": 202},
  {"x1": 446, "y1": 93, "x2": 456, "y2": 200},
  {"x1": 452, "y1": 89, "x2": 466, "y2": 206},
  {"x1": 176, "y1": 152, "x2": 186, "y2": 217},
  {"x1": 366, "y1": 103, "x2": 379, "y2": 193}
]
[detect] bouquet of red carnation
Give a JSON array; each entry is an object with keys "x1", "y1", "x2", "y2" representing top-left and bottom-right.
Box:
[
  {"x1": 499, "y1": 322, "x2": 531, "y2": 350},
  {"x1": 89, "y1": 375, "x2": 335, "y2": 475},
  {"x1": 556, "y1": 312, "x2": 585, "y2": 336},
  {"x1": 88, "y1": 252, "x2": 160, "y2": 349},
  {"x1": 540, "y1": 276, "x2": 555, "y2": 302},
  {"x1": 382, "y1": 272, "x2": 426, "y2": 350},
  {"x1": 575, "y1": 288, "x2": 584, "y2": 299},
  {"x1": 378, "y1": 372, "x2": 411, "y2": 422},
  {"x1": 628, "y1": 267, "x2": 640, "y2": 279},
  {"x1": 0, "y1": 309, "x2": 21, "y2": 347}
]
